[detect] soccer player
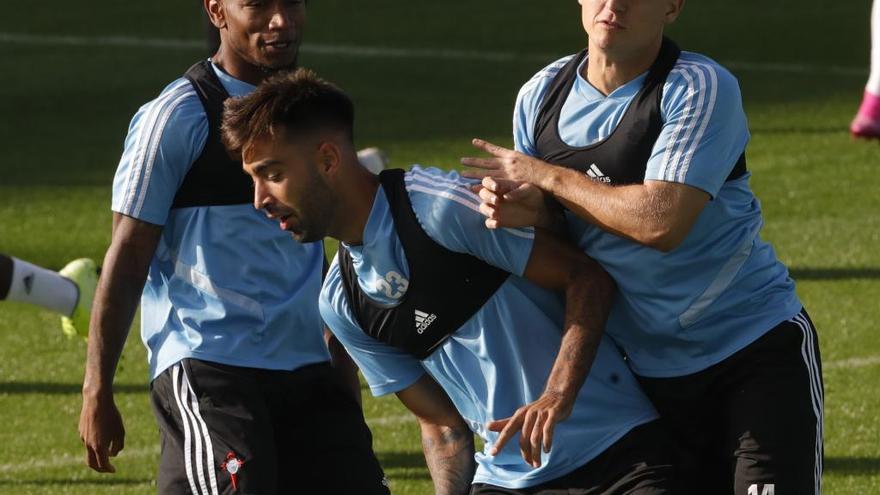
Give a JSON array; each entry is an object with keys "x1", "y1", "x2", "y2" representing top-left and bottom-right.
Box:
[
  {"x1": 222, "y1": 69, "x2": 675, "y2": 495},
  {"x1": 0, "y1": 253, "x2": 97, "y2": 338},
  {"x1": 851, "y1": 0, "x2": 880, "y2": 139},
  {"x1": 78, "y1": 1, "x2": 388, "y2": 493},
  {"x1": 462, "y1": 0, "x2": 823, "y2": 493}
]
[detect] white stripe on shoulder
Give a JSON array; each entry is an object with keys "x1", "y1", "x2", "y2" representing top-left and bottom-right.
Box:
[
  {"x1": 665, "y1": 64, "x2": 707, "y2": 182},
  {"x1": 122, "y1": 80, "x2": 197, "y2": 216},
  {"x1": 659, "y1": 62, "x2": 719, "y2": 182},
  {"x1": 659, "y1": 67, "x2": 695, "y2": 181},
  {"x1": 405, "y1": 169, "x2": 482, "y2": 204},
  {"x1": 121, "y1": 79, "x2": 191, "y2": 213},
  {"x1": 132, "y1": 88, "x2": 196, "y2": 217},
  {"x1": 676, "y1": 63, "x2": 718, "y2": 183},
  {"x1": 406, "y1": 183, "x2": 482, "y2": 214}
]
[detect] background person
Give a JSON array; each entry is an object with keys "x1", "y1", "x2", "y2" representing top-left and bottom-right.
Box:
[
  {"x1": 0, "y1": 253, "x2": 96, "y2": 338},
  {"x1": 78, "y1": 1, "x2": 388, "y2": 493}
]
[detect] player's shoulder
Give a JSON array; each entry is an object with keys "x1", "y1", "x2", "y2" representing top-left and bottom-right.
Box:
[
  {"x1": 130, "y1": 77, "x2": 206, "y2": 133},
  {"x1": 517, "y1": 53, "x2": 579, "y2": 103},
  {"x1": 404, "y1": 165, "x2": 482, "y2": 213},
  {"x1": 403, "y1": 165, "x2": 486, "y2": 243},
  {"x1": 666, "y1": 51, "x2": 741, "y2": 96}
]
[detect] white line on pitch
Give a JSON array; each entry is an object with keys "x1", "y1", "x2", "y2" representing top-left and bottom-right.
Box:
[
  {"x1": 0, "y1": 32, "x2": 867, "y2": 77},
  {"x1": 0, "y1": 415, "x2": 413, "y2": 474},
  {"x1": 824, "y1": 355, "x2": 880, "y2": 370},
  {"x1": 367, "y1": 414, "x2": 414, "y2": 426},
  {"x1": 0, "y1": 446, "x2": 159, "y2": 474}
]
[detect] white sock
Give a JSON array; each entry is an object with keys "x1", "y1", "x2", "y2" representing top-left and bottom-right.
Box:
[
  {"x1": 6, "y1": 258, "x2": 78, "y2": 316},
  {"x1": 868, "y1": 0, "x2": 880, "y2": 94}
]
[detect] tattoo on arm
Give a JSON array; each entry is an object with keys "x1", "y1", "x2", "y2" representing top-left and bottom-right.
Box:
[
  {"x1": 421, "y1": 422, "x2": 476, "y2": 495},
  {"x1": 544, "y1": 257, "x2": 614, "y2": 402}
]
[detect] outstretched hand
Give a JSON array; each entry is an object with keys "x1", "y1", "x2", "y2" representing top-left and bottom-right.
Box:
[
  {"x1": 486, "y1": 391, "x2": 574, "y2": 468},
  {"x1": 461, "y1": 138, "x2": 550, "y2": 185}
]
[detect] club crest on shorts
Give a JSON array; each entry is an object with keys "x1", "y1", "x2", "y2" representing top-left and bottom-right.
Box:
[{"x1": 220, "y1": 451, "x2": 245, "y2": 490}]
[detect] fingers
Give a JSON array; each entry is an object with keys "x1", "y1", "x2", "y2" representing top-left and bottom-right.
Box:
[
  {"x1": 542, "y1": 410, "x2": 557, "y2": 454},
  {"x1": 489, "y1": 412, "x2": 524, "y2": 456},
  {"x1": 470, "y1": 138, "x2": 513, "y2": 157},
  {"x1": 479, "y1": 202, "x2": 497, "y2": 220},
  {"x1": 519, "y1": 408, "x2": 540, "y2": 467},
  {"x1": 109, "y1": 435, "x2": 125, "y2": 457},
  {"x1": 86, "y1": 444, "x2": 116, "y2": 473},
  {"x1": 529, "y1": 410, "x2": 545, "y2": 467},
  {"x1": 478, "y1": 187, "x2": 500, "y2": 207},
  {"x1": 460, "y1": 157, "x2": 502, "y2": 170},
  {"x1": 486, "y1": 418, "x2": 509, "y2": 433}
]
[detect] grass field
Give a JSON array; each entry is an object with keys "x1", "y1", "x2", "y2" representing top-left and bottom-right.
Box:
[{"x1": 0, "y1": 1, "x2": 878, "y2": 493}]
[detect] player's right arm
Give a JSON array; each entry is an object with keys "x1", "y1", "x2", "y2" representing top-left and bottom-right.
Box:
[
  {"x1": 79, "y1": 214, "x2": 161, "y2": 473},
  {"x1": 319, "y1": 263, "x2": 475, "y2": 493},
  {"x1": 397, "y1": 376, "x2": 475, "y2": 495},
  {"x1": 79, "y1": 79, "x2": 206, "y2": 473}
]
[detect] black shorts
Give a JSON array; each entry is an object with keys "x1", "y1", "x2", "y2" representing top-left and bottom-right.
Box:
[
  {"x1": 150, "y1": 359, "x2": 390, "y2": 495},
  {"x1": 470, "y1": 420, "x2": 675, "y2": 495},
  {"x1": 637, "y1": 308, "x2": 823, "y2": 495}
]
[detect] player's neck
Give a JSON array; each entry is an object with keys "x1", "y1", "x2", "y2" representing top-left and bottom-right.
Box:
[
  {"x1": 333, "y1": 168, "x2": 380, "y2": 246},
  {"x1": 584, "y1": 40, "x2": 661, "y2": 96},
  {"x1": 211, "y1": 47, "x2": 277, "y2": 86}
]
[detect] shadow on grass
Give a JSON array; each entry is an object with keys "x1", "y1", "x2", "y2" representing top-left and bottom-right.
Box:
[
  {"x1": 826, "y1": 456, "x2": 880, "y2": 476},
  {"x1": 0, "y1": 382, "x2": 147, "y2": 395},
  {"x1": 790, "y1": 267, "x2": 880, "y2": 281}
]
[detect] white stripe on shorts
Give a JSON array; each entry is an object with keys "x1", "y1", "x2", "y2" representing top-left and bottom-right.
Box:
[
  {"x1": 171, "y1": 363, "x2": 220, "y2": 495},
  {"x1": 171, "y1": 364, "x2": 202, "y2": 495},
  {"x1": 790, "y1": 311, "x2": 824, "y2": 495}
]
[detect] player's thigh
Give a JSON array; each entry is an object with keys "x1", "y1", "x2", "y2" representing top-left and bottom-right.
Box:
[
  {"x1": 472, "y1": 421, "x2": 676, "y2": 495},
  {"x1": 151, "y1": 359, "x2": 279, "y2": 495},
  {"x1": 591, "y1": 420, "x2": 676, "y2": 495},
  {"x1": 637, "y1": 371, "x2": 727, "y2": 493},
  {"x1": 275, "y1": 364, "x2": 390, "y2": 494},
  {"x1": 727, "y1": 314, "x2": 823, "y2": 495}
]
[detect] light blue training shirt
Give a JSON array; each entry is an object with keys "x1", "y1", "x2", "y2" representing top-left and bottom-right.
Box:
[
  {"x1": 514, "y1": 51, "x2": 802, "y2": 378},
  {"x1": 112, "y1": 62, "x2": 328, "y2": 379},
  {"x1": 320, "y1": 166, "x2": 658, "y2": 489}
]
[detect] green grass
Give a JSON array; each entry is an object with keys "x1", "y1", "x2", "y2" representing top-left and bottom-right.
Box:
[{"x1": 1, "y1": 0, "x2": 878, "y2": 493}]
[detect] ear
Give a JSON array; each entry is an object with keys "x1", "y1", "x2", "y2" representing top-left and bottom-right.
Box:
[
  {"x1": 205, "y1": 0, "x2": 227, "y2": 29},
  {"x1": 665, "y1": 0, "x2": 685, "y2": 24},
  {"x1": 316, "y1": 141, "x2": 342, "y2": 177}
]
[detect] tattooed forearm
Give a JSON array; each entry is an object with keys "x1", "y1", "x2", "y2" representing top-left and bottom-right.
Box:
[
  {"x1": 545, "y1": 257, "x2": 614, "y2": 401},
  {"x1": 420, "y1": 421, "x2": 476, "y2": 495}
]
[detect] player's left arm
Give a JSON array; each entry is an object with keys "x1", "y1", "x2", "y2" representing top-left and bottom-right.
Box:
[
  {"x1": 463, "y1": 64, "x2": 748, "y2": 252},
  {"x1": 487, "y1": 229, "x2": 614, "y2": 467},
  {"x1": 463, "y1": 140, "x2": 709, "y2": 252},
  {"x1": 397, "y1": 375, "x2": 475, "y2": 495}
]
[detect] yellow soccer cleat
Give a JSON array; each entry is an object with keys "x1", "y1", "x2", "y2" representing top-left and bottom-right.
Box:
[{"x1": 59, "y1": 258, "x2": 98, "y2": 339}]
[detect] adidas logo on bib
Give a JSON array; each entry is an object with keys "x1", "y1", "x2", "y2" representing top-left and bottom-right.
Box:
[
  {"x1": 415, "y1": 309, "x2": 437, "y2": 334},
  {"x1": 586, "y1": 164, "x2": 611, "y2": 183}
]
